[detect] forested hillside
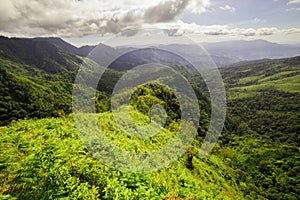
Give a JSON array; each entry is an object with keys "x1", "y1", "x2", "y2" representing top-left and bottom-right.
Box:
[
  {"x1": 221, "y1": 56, "x2": 300, "y2": 144},
  {"x1": 0, "y1": 37, "x2": 82, "y2": 124},
  {"x1": 218, "y1": 56, "x2": 300, "y2": 199},
  {"x1": 0, "y1": 37, "x2": 299, "y2": 199},
  {"x1": 0, "y1": 37, "x2": 123, "y2": 126}
]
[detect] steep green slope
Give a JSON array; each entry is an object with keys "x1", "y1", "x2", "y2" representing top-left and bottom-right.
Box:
[
  {"x1": 0, "y1": 36, "x2": 81, "y2": 73},
  {"x1": 0, "y1": 66, "x2": 72, "y2": 124},
  {"x1": 0, "y1": 112, "x2": 244, "y2": 200},
  {"x1": 0, "y1": 36, "x2": 83, "y2": 126},
  {"x1": 0, "y1": 57, "x2": 75, "y2": 126},
  {"x1": 0, "y1": 37, "x2": 124, "y2": 126}
]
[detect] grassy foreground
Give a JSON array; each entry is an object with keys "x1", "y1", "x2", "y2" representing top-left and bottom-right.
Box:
[{"x1": 0, "y1": 111, "x2": 244, "y2": 200}]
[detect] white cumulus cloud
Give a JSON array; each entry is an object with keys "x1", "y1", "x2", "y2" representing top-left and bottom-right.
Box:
[
  {"x1": 287, "y1": 0, "x2": 300, "y2": 4},
  {"x1": 146, "y1": 20, "x2": 300, "y2": 39},
  {"x1": 286, "y1": 7, "x2": 300, "y2": 11},
  {"x1": 0, "y1": 0, "x2": 211, "y2": 37},
  {"x1": 219, "y1": 5, "x2": 236, "y2": 12}
]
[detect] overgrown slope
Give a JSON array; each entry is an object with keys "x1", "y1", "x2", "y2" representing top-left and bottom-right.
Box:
[
  {"x1": 0, "y1": 112, "x2": 244, "y2": 200},
  {"x1": 0, "y1": 36, "x2": 299, "y2": 199}
]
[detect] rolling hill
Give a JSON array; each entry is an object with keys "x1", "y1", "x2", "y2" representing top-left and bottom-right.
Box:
[
  {"x1": 0, "y1": 36, "x2": 299, "y2": 199},
  {"x1": 0, "y1": 36, "x2": 107, "y2": 125}
]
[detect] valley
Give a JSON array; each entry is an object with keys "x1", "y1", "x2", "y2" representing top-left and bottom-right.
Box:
[{"x1": 0, "y1": 37, "x2": 299, "y2": 200}]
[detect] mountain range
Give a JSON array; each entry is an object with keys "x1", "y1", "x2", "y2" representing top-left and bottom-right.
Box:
[
  {"x1": 32, "y1": 37, "x2": 300, "y2": 66},
  {"x1": 0, "y1": 35, "x2": 299, "y2": 199}
]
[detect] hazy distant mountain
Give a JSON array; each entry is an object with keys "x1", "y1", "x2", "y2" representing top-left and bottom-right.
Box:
[
  {"x1": 115, "y1": 40, "x2": 300, "y2": 67},
  {"x1": 34, "y1": 37, "x2": 300, "y2": 68},
  {"x1": 107, "y1": 47, "x2": 194, "y2": 72},
  {"x1": 157, "y1": 40, "x2": 300, "y2": 66},
  {"x1": 158, "y1": 43, "x2": 240, "y2": 67},
  {"x1": 87, "y1": 43, "x2": 120, "y2": 67},
  {"x1": 34, "y1": 38, "x2": 235, "y2": 67},
  {"x1": 202, "y1": 39, "x2": 300, "y2": 61},
  {"x1": 33, "y1": 37, "x2": 94, "y2": 57}
]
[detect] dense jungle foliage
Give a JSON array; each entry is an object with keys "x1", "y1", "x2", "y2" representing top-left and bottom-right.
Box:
[{"x1": 0, "y1": 37, "x2": 299, "y2": 199}]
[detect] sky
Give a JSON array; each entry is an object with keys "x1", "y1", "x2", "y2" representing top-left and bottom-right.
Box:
[{"x1": 0, "y1": 0, "x2": 300, "y2": 46}]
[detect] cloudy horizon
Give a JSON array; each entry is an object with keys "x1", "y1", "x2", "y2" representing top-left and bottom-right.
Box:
[{"x1": 1, "y1": 0, "x2": 300, "y2": 46}]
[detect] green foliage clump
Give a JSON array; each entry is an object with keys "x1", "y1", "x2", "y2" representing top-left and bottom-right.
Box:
[{"x1": 0, "y1": 116, "x2": 244, "y2": 199}]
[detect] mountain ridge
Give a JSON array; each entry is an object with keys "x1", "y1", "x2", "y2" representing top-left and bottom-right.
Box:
[
  {"x1": 0, "y1": 36, "x2": 299, "y2": 199},
  {"x1": 24, "y1": 37, "x2": 300, "y2": 66}
]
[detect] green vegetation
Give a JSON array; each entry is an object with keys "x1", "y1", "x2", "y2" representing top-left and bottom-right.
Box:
[
  {"x1": 0, "y1": 38, "x2": 121, "y2": 126},
  {"x1": 0, "y1": 37, "x2": 299, "y2": 199},
  {"x1": 0, "y1": 115, "x2": 244, "y2": 199},
  {"x1": 222, "y1": 56, "x2": 300, "y2": 99},
  {"x1": 0, "y1": 37, "x2": 80, "y2": 126},
  {"x1": 0, "y1": 60, "x2": 73, "y2": 125},
  {"x1": 219, "y1": 56, "x2": 300, "y2": 199}
]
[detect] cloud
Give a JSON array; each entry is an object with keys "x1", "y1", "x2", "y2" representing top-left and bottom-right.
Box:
[
  {"x1": 286, "y1": 7, "x2": 300, "y2": 11},
  {"x1": 286, "y1": 0, "x2": 300, "y2": 12},
  {"x1": 287, "y1": 0, "x2": 300, "y2": 4},
  {"x1": 187, "y1": 0, "x2": 211, "y2": 14},
  {"x1": 257, "y1": 27, "x2": 278, "y2": 35},
  {"x1": 148, "y1": 20, "x2": 300, "y2": 39},
  {"x1": 282, "y1": 28, "x2": 300, "y2": 34},
  {"x1": 0, "y1": 0, "x2": 211, "y2": 37},
  {"x1": 1, "y1": 0, "x2": 298, "y2": 41},
  {"x1": 219, "y1": 5, "x2": 236, "y2": 12},
  {"x1": 144, "y1": 0, "x2": 189, "y2": 23},
  {"x1": 153, "y1": 21, "x2": 230, "y2": 36},
  {"x1": 250, "y1": 18, "x2": 263, "y2": 24}
]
